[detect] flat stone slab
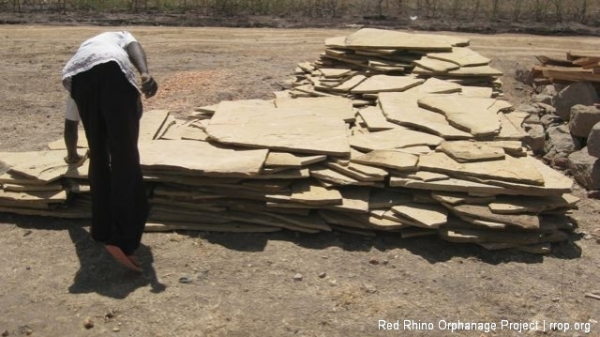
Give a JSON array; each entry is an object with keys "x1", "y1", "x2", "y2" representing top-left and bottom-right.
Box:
[
  {"x1": 413, "y1": 57, "x2": 460, "y2": 72},
  {"x1": 350, "y1": 75, "x2": 424, "y2": 94},
  {"x1": 288, "y1": 180, "x2": 343, "y2": 205},
  {"x1": 445, "y1": 203, "x2": 540, "y2": 229},
  {"x1": 391, "y1": 203, "x2": 448, "y2": 228},
  {"x1": 414, "y1": 64, "x2": 503, "y2": 77},
  {"x1": 207, "y1": 103, "x2": 350, "y2": 156},
  {"x1": 437, "y1": 140, "x2": 506, "y2": 162},
  {"x1": 275, "y1": 96, "x2": 355, "y2": 122},
  {"x1": 351, "y1": 149, "x2": 419, "y2": 171},
  {"x1": 418, "y1": 95, "x2": 513, "y2": 138},
  {"x1": 264, "y1": 152, "x2": 326, "y2": 167},
  {"x1": 0, "y1": 188, "x2": 67, "y2": 203},
  {"x1": 0, "y1": 150, "x2": 83, "y2": 183},
  {"x1": 349, "y1": 127, "x2": 443, "y2": 152},
  {"x1": 139, "y1": 140, "x2": 268, "y2": 177},
  {"x1": 427, "y1": 47, "x2": 491, "y2": 66},
  {"x1": 344, "y1": 28, "x2": 453, "y2": 51},
  {"x1": 379, "y1": 92, "x2": 473, "y2": 139},
  {"x1": 418, "y1": 152, "x2": 545, "y2": 186},
  {"x1": 139, "y1": 109, "x2": 171, "y2": 141},
  {"x1": 358, "y1": 106, "x2": 397, "y2": 131},
  {"x1": 488, "y1": 194, "x2": 579, "y2": 214},
  {"x1": 417, "y1": 78, "x2": 463, "y2": 94}
]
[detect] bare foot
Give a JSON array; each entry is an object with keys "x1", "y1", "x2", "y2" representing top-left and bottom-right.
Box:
[{"x1": 105, "y1": 245, "x2": 142, "y2": 272}]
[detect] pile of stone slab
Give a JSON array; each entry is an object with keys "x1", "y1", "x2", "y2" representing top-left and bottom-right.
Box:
[
  {"x1": 0, "y1": 29, "x2": 581, "y2": 254},
  {"x1": 287, "y1": 28, "x2": 503, "y2": 105},
  {"x1": 533, "y1": 51, "x2": 600, "y2": 85}
]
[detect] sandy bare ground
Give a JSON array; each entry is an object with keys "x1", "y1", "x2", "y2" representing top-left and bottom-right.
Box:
[{"x1": 1, "y1": 26, "x2": 600, "y2": 337}]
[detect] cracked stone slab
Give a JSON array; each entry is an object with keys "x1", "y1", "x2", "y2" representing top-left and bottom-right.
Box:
[
  {"x1": 349, "y1": 128, "x2": 443, "y2": 152},
  {"x1": 379, "y1": 92, "x2": 473, "y2": 139},
  {"x1": 418, "y1": 95, "x2": 512, "y2": 138}
]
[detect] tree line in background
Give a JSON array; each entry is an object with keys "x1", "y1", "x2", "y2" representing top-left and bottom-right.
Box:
[{"x1": 2, "y1": 0, "x2": 599, "y2": 25}]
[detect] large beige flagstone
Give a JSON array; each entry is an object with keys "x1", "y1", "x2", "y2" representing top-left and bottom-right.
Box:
[
  {"x1": 274, "y1": 96, "x2": 355, "y2": 122},
  {"x1": 445, "y1": 203, "x2": 540, "y2": 229},
  {"x1": 496, "y1": 112, "x2": 528, "y2": 140},
  {"x1": 207, "y1": 103, "x2": 350, "y2": 156},
  {"x1": 460, "y1": 86, "x2": 494, "y2": 98},
  {"x1": 319, "y1": 68, "x2": 354, "y2": 78},
  {"x1": 437, "y1": 140, "x2": 505, "y2": 162},
  {"x1": 350, "y1": 75, "x2": 424, "y2": 94},
  {"x1": 418, "y1": 95, "x2": 512, "y2": 137},
  {"x1": 310, "y1": 166, "x2": 381, "y2": 187},
  {"x1": 427, "y1": 47, "x2": 491, "y2": 67},
  {"x1": 351, "y1": 149, "x2": 419, "y2": 171},
  {"x1": 325, "y1": 161, "x2": 386, "y2": 182},
  {"x1": 139, "y1": 109, "x2": 170, "y2": 141},
  {"x1": 488, "y1": 194, "x2": 579, "y2": 214},
  {"x1": 3, "y1": 182, "x2": 63, "y2": 192},
  {"x1": 289, "y1": 179, "x2": 343, "y2": 205},
  {"x1": 417, "y1": 78, "x2": 463, "y2": 94},
  {"x1": 379, "y1": 92, "x2": 473, "y2": 139},
  {"x1": 413, "y1": 57, "x2": 460, "y2": 72},
  {"x1": 431, "y1": 191, "x2": 496, "y2": 205},
  {"x1": 413, "y1": 65, "x2": 502, "y2": 77},
  {"x1": 139, "y1": 140, "x2": 267, "y2": 177},
  {"x1": 328, "y1": 74, "x2": 367, "y2": 92},
  {"x1": 358, "y1": 106, "x2": 397, "y2": 131},
  {"x1": 0, "y1": 150, "x2": 85, "y2": 183},
  {"x1": 349, "y1": 128, "x2": 443, "y2": 152},
  {"x1": 463, "y1": 167, "x2": 573, "y2": 197},
  {"x1": 418, "y1": 152, "x2": 545, "y2": 186},
  {"x1": 264, "y1": 152, "x2": 326, "y2": 167},
  {"x1": 389, "y1": 176, "x2": 511, "y2": 196},
  {"x1": 0, "y1": 188, "x2": 67, "y2": 203},
  {"x1": 392, "y1": 203, "x2": 448, "y2": 228},
  {"x1": 344, "y1": 28, "x2": 453, "y2": 51}
]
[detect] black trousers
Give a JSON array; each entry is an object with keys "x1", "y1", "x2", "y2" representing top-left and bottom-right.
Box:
[{"x1": 71, "y1": 61, "x2": 148, "y2": 255}]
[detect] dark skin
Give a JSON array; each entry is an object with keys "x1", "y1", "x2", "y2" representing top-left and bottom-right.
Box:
[
  {"x1": 64, "y1": 119, "x2": 81, "y2": 164},
  {"x1": 63, "y1": 39, "x2": 158, "y2": 165}
]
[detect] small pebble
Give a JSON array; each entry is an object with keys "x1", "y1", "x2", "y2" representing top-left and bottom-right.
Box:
[
  {"x1": 178, "y1": 276, "x2": 194, "y2": 284},
  {"x1": 2, "y1": 330, "x2": 9, "y2": 336},
  {"x1": 318, "y1": 272, "x2": 327, "y2": 278},
  {"x1": 368, "y1": 257, "x2": 379, "y2": 265},
  {"x1": 293, "y1": 273, "x2": 303, "y2": 281},
  {"x1": 113, "y1": 327, "x2": 120, "y2": 332},
  {"x1": 83, "y1": 317, "x2": 94, "y2": 329}
]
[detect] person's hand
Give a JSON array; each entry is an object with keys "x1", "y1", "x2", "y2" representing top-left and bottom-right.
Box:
[{"x1": 141, "y1": 73, "x2": 158, "y2": 98}]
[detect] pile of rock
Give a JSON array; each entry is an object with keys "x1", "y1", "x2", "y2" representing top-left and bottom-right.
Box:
[
  {"x1": 287, "y1": 28, "x2": 503, "y2": 105},
  {"x1": 523, "y1": 54, "x2": 600, "y2": 197},
  {"x1": 0, "y1": 29, "x2": 582, "y2": 254}
]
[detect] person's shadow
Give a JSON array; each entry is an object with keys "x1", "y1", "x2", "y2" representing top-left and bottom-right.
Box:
[{"x1": 68, "y1": 226, "x2": 166, "y2": 298}]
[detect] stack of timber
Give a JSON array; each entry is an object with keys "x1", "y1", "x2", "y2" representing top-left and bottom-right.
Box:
[
  {"x1": 286, "y1": 28, "x2": 503, "y2": 105},
  {"x1": 533, "y1": 50, "x2": 600, "y2": 84},
  {"x1": 0, "y1": 29, "x2": 580, "y2": 254}
]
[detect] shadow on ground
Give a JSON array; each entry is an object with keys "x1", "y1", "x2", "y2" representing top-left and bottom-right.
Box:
[
  {"x1": 0, "y1": 212, "x2": 583, "y2": 284},
  {"x1": 0, "y1": 213, "x2": 166, "y2": 299}
]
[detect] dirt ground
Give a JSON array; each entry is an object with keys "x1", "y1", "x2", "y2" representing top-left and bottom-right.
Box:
[{"x1": 1, "y1": 26, "x2": 600, "y2": 337}]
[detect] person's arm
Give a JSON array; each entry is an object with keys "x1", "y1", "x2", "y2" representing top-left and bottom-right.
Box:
[
  {"x1": 64, "y1": 119, "x2": 81, "y2": 164},
  {"x1": 126, "y1": 42, "x2": 158, "y2": 98}
]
